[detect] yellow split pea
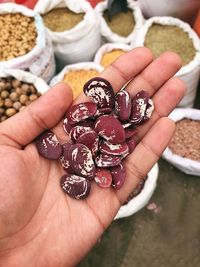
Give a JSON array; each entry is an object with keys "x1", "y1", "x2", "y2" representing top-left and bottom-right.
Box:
[
  {"x1": 63, "y1": 69, "x2": 100, "y2": 99},
  {"x1": 101, "y1": 49, "x2": 125, "y2": 68}
]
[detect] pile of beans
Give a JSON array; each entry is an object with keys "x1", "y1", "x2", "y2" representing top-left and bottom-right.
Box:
[
  {"x1": 169, "y1": 118, "x2": 200, "y2": 161},
  {"x1": 0, "y1": 77, "x2": 41, "y2": 122},
  {"x1": 0, "y1": 13, "x2": 37, "y2": 61},
  {"x1": 35, "y1": 77, "x2": 154, "y2": 200}
]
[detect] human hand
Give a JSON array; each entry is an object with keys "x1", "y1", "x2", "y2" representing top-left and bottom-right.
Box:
[{"x1": 0, "y1": 48, "x2": 185, "y2": 267}]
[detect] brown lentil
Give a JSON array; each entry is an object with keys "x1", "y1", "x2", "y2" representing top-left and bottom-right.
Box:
[
  {"x1": 0, "y1": 13, "x2": 37, "y2": 61},
  {"x1": 29, "y1": 94, "x2": 38, "y2": 102},
  {"x1": 103, "y1": 9, "x2": 135, "y2": 37},
  {"x1": 0, "y1": 77, "x2": 41, "y2": 122},
  {"x1": 63, "y1": 69, "x2": 100, "y2": 99},
  {"x1": 1, "y1": 115, "x2": 7, "y2": 122},
  {"x1": 101, "y1": 49, "x2": 125, "y2": 68},
  {"x1": 169, "y1": 119, "x2": 200, "y2": 161},
  {"x1": 144, "y1": 23, "x2": 196, "y2": 66},
  {"x1": 43, "y1": 8, "x2": 85, "y2": 32},
  {"x1": 20, "y1": 94, "x2": 28, "y2": 104},
  {"x1": 5, "y1": 108, "x2": 17, "y2": 117},
  {"x1": 1, "y1": 90, "x2": 9, "y2": 99},
  {"x1": 4, "y1": 98, "x2": 13, "y2": 108},
  {"x1": 13, "y1": 101, "x2": 22, "y2": 111}
]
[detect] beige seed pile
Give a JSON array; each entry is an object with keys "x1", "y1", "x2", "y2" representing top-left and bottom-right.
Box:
[
  {"x1": 0, "y1": 13, "x2": 37, "y2": 61},
  {"x1": 0, "y1": 77, "x2": 41, "y2": 122},
  {"x1": 144, "y1": 24, "x2": 196, "y2": 66},
  {"x1": 43, "y1": 8, "x2": 85, "y2": 32},
  {"x1": 169, "y1": 119, "x2": 200, "y2": 161},
  {"x1": 63, "y1": 69, "x2": 100, "y2": 99},
  {"x1": 101, "y1": 49, "x2": 125, "y2": 68}
]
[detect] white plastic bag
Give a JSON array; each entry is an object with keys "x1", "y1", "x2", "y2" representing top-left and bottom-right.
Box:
[
  {"x1": 94, "y1": 43, "x2": 131, "y2": 68},
  {"x1": 115, "y1": 163, "x2": 159, "y2": 220},
  {"x1": 0, "y1": 69, "x2": 49, "y2": 95},
  {"x1": 34, "y1": 0, "x2": 101, "y2": 67},
  {"x1": 95, "y1": 0, "x2": 144, "y2": 44},
  {"x1": 132, "y1": 16, "x2": 200, "y2": 107},
  {"x1": 162, "y1": 108, "x2": 200, "y2": 176},
  {"x1": 0, "y1": 3, "x2": 55, "y2": 83}
]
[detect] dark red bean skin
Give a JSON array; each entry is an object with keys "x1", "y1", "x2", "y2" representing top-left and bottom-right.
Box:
[
  {"x1": 83, "y1": 77, "x2": 115, "y2": 108},
  {"x1": 66, "y1": 102, "x2": 97, "y2": 125},
  {"x1": 60, "y1": 143, "x2": 74, "y2": 173},
  {"x1": 69, "y1": 144, "x2": 96, "y2": 180},
  {"x1": 95, "y1": 154, "x2": 121, "y2": 167},
  {"x1": 60, "y1": 174, "x2": 91, "y2": 200},
  {"x1": 35, "y1": 130, "x2": 62, "y2": 160},
  {"x1": 95, "y1": 115, "x2": 125, "y2": 144},
  {"x1": 110, "y1": 163, "x2": 126, "y2": 190},
  {"x1": 94, "y1": 168, "x2": 112, "y2": 188},
  {"x1": 115, "y1": 90, "x2": 131, "y2": 122}
]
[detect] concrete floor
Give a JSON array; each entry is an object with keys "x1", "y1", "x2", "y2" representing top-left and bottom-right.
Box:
[{"x1": 79, "y1": 84, "x2": 200, "y2": 267}]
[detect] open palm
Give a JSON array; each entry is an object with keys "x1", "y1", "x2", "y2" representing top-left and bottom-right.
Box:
[{"x1": 0, "y1": 48, "x2": 185, "y2": 267}]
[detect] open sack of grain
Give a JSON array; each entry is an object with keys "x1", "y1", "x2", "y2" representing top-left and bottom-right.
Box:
[
  {"x1": 94, "y1": 43, "x2": 131, "y2": 68},
  {"x1": 34, "y1": 0, "x2": 101, "y2": 68},
  {"x1": 95, "y1": 0, "x2": 144, "y2": 44},
  {"x1": 162, "y1": 108, "x2": 200, "y2": 176},
  {"x1": 0, "y1": 3, "x2": 55, "y2": 82},
  {"x1": 0, "y1": 68, "x2": 49, "y2": 122},
  {"x1": 132, "y1": 16, "x2": 200, "y2": 107},
  {"x1": 115, "y1": 163, "x2": 159, "y2": 220},
  {"x1": 50, "y1": 62, "x2": 103, "y2": 99}
]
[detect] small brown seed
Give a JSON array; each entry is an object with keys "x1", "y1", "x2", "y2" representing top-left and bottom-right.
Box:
[
  {"x1": 0, "y1": 108, "x2": 5, "y2": 114},
  {"x1": 0, "y1": 81, "x2": 6, "y2": 91},
  {"x1": 21, "y1": 83, "x2": 30, "y2": 93},
  {"x1": 16, "y1": 87, "x2": 23, "y2": 95},
  {"x1": 5, "y1": 108, "x2": 17, "y2": 117},
  {"x1": 9, "y1": 92, "x2": 19, "y2": 101},
  {"x1": 0, "y1": 99, "x2": 4, "y2": 107},
  {"x1": 12, "y1": 79, "x2": 21, "y2": 88},
  {"x1": 13, "y1": 101, "x2": 22, "y2": 110},
  {"x1": 1, "y1": 115, "x2": 7, "y2": 122},
  {"x1": 29, "y1": 85, "x2": 36, "y2": 94},
  {"x1": 4, "y1": 98, "x2": 13, "y2": 108},
  {"x1": 1, "y1": 90, "x2": 9, "y2": 99},
  {"x1": 20, "y1": 94, "x2": 28, "y2": 104},
  {"x1": 5, "y1": 82, "x2": 12, "y2": 90},
  {"x1": 29, "y1": 94, "x2": 38, "y2": 102}
]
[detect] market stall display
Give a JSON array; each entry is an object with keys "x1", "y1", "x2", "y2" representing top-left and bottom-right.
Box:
[
  {"x1": 0, "y1": 68, "x2": 49, "y2": 121},
  {"x1": 0, "y1": 3, "x2": 55, "y2": 82},
  {"x1": 34, "y1": 0, "x2": 101, "y2": 67},
  {"x1": 132, "y1": 16, "x2": 200, "y2": 107}
]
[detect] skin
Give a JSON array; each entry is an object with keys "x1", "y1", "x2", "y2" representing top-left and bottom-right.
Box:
[{"x1": 0, "y1": 48, "x2": 185, "y2": 267}]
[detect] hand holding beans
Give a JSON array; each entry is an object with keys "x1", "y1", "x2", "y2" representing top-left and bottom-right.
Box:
[{"x1": 0, "y1": 48, "x2": 185, "y2": 267}]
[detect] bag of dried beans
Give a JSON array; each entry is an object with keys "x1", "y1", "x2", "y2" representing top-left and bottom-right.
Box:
[
  {"x1": 0, "y1": 3, "x2": 55, "y2": 82},
  {"x1": 34, "y1": 0, "x2": 101, "y2": 69},
  {"x1": 0, "y1": 68, "x2": 49, "y2": 122},
  {"x1": 132, "y1": 16, "x2": 200, "y2": 107},
  {"x1": 162, "y1": 108, "x2": 200, "y2": 176},
  {"x1": 95, "y1": 0, "x2": 144, "y2": 44}
]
